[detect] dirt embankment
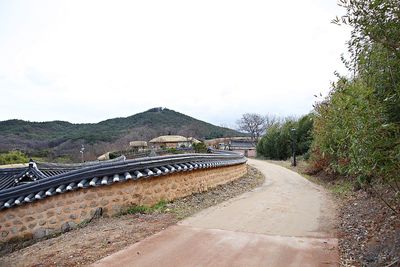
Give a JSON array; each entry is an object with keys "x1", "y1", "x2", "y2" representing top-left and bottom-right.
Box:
[{"x1": 0, "y1": 166, "x2": 264, "y2": 267}]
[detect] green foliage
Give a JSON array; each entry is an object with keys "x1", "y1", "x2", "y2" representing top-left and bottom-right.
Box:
[
  {"x1": 121, "y1": 200, "x2": 168, "y2": 215},
  {"x1": 331, "y1": 180, "x2": 353, "y2": 197},
  {"x1": 51, "y1": 156, "x2": 74, "y2": 164},
  {"x1": 166, "y1": 148, "x2": 183, "y2": 154},
  {"x1": 333, "y1": 0, "x2": 400, "y2": 124},
  {"x1": 0, "y1": 108, "x2": 243, "y2": 155},
  {"x1": 257, "y1": 125, "x2": 290, "y2": 160},
  {"x1": 311, "y1": 1, "x2": 400, "y2": 188},
  {"x1": 0, "y1": 151, "x2": 29, "y2": 165},
  {"x1": 257, "y1": 114, "x2": 313, "y2": 160},
  {"x1": 312, "y1": 79, "x2": 400, "y2": 184},
  {"x1": 124, "y1": 205, "x2": 148, "y2": 214},
  {"x1": 108, "y1": 151, "x2": 122, "y2": 159},
  {"x1": 192, "y1": 142, "x2": 207, "y2": 153},
  {"x1": 296, "y1": 115, "x2": 314, "y2": 155}
]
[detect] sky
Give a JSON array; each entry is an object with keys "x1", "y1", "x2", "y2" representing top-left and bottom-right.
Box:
[{"x1": 0, "y1": 0, "x2": 350, "y2": 128}]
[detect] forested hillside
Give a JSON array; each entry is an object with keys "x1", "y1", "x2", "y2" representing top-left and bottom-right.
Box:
[{"x1": 0, "y1": 107, "x2": 242, "y2": 161}]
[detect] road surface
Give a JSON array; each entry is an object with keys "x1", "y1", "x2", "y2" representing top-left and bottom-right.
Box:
[{"x1": 93, "y1": 159, "x2": 339, "y2": 266}]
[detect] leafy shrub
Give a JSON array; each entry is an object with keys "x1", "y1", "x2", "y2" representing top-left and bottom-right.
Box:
[
  {"x1": 192, "y1": 142, "x2": 207, "y2": 153},
  {"x1": 166, "y1": 147, "x2": 176, "y2": 153},
  {"x1": 257, "y1": 114, "x2": 313, "y2": 160},
  {"x1": 108, "y1": 151, "x2": 122, "y2": 159},
  {"x1": 311, "y1": 79, "x2": 400, "y2": 185},
  {"x1": 0, "y1": 151, "x2": 29, "y2": 165},
  {"x1": 311, "y1": 1, "x2": 400, "y2": 188}
]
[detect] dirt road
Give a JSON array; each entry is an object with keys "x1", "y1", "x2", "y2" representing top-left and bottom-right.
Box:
[{"x1": 94, "y1": 159, "x2": 339, "y2": 266}]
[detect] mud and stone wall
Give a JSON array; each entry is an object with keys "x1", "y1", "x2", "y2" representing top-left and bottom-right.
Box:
[{"x1": 0, "y1": 163, "x2": 247, "y2": 243}]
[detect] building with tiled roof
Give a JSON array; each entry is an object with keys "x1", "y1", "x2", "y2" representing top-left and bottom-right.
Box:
[
  {"x1": 129, "y1": 141, "x2": 148, "y2": 152},
  {"x1": 149, "y1": 135, "x2": 199, "y2": 149}
]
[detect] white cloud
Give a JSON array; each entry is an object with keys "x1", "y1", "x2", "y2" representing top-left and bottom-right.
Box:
[{"x1": 0, "y1": 0, "x2": 350, "y2": 125}]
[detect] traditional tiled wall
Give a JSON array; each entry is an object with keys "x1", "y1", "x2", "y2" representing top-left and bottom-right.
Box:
[{"x1": 0, "y1": 163, "x2": 247, "y2": 243}]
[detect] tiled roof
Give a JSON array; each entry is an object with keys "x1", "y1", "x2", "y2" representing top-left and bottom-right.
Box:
[
  {"x1": 0, "y1": 156, "x2": 126, "y2": 191},
  {"x1": 129, "y1": 141, "x2": 148, "y2": 147},
  {"x1": 229, "y1": 141, "x2": 256, "y2": 149},
  {"x1": 0, "y1": 151, "x2": 246, "y2": 210},
  {"x1": 149, "y1": 135, "x2": 189, "y2": 143}
]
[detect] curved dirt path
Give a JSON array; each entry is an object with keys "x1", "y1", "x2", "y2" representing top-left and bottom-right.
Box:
[{"x1": 94, "y1": 159, "x2": 339, "y2": 266}]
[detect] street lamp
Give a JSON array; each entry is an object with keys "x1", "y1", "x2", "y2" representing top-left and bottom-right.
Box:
[
  {"x1": 80, "y1": 144, "x2": 85, "y2": 163},
  {"x1": 291, "y1": 128, "x2": 296, "y2": 167}
]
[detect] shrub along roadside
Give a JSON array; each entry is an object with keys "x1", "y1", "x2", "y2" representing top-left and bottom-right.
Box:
[
  {"x1": 311, "y1": 80, "x2": 400, "y2": 184},
  {"x1": 256, "y1": 114, "x2": 313, "y2": 160},
  {"x1": 310, "y1": 0, "x2": 400, "y2": 212}
]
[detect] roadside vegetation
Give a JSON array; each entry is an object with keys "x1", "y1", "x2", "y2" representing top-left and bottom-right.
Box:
[
  {"x1": 310, "y1": 0, "x2": 399, "y2": 210},
  {"x1": 250, "y1": 1, "x2": 399, "y2": 265},
  {"x1": 256, "y1": 114, "x2": 313, "y2": 160},
  {"x1": 311, "y1": 2, "x2": 400, "y2": 263},
  {"x1": 253, "y1": 0, "x2": 399, "y2": 209}
]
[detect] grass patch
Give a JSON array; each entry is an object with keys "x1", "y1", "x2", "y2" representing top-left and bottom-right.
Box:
[
  {"x1": 77, "y1": 219, "x2": 91, "y2": 228},
  {"x1": 120, "y1": 200, "x2": 168, "y2": 215},
  {"x1": 330, "y1": 180, "x2": 353, "y2": 197}
]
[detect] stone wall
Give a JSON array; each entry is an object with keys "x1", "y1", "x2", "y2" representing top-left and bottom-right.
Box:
[{"x1": 0, "y1": 163, "x2": 247, "y2": 243}]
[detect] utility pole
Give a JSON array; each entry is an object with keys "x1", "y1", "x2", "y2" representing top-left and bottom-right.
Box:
[{"x1": 291, "y1": 128, "x2": 296, "y2": 167}]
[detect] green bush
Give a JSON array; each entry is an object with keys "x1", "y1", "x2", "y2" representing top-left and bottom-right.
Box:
[
  {"x1": 311, "y1": 0, "x2": 400, "y2": 187},
  {"x1": 311, "y1": 79, "x2": 400, "y2": 184},
  {"x1": 166, "y1": 147, "x2": 183, "y2": 154},
  {"x1": 257, "y1": 125, "x2": 290, "y2": 160},
  {"x1": 108, "y1": 151, "x2": 122, "y2": 159},
  {"x1": 192, "y1": 142, "x2": 207, "y2": 153},
  {"x1": 0, "y1": 151, "x2": 29, "y2": 165},
  {"x1": 120, "y1": 200, "x2": 168, "y2": 215},
  {"x1": 257, "y1": 114, "x2": 313, "y2": 160}
]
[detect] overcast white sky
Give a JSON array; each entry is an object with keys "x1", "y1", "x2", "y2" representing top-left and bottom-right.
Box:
[{"x1": 0, "y1": 0, "x2": 350, "y2": 127}]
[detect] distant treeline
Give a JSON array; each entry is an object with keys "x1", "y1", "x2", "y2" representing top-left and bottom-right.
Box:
[
  {"x1": 256, "y1": 114, "x2": 313, "y2": 160},
  {"x1": 0, "y1": 108, "x2": 243, "y2": 162}
]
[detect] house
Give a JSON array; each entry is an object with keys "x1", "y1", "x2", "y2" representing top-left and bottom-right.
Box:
[
  {"x1": 149, "y1": 135, "x2": 199, "y2": 149},
  {"x1": 129, "y1": 141, "x2": 148, "y2": 152},
  {"x1": 228, "y1": 139, "x2": 256, "y2": 157},
  {"x1": 97, "y1": 152, "x2": 110, "y2": 161},
  {"x1": 187, "y1": 137, "x2": 201, "y2": 144},
  {"x1": 204, "y1": 137, "x2": 257, "y2": 157}
]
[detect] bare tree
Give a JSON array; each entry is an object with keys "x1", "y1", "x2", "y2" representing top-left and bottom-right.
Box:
[
  {"x1": 264, "y1": 114, "x2": 279, "y2": 130},
  {"x1": 237, "y1": 113, "x2": 281, "y2": 144},
  {"x1": 237, "y1": 113, "x2": 267, "y2": 144}
]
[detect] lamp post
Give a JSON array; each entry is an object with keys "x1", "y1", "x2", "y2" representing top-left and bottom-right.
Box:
[
  {"x1": 80, "y1": 144, "x2": 85, "y2": 163},
  {"x1": 291, "y1": 128, "x2": 296, "y2": 167}
]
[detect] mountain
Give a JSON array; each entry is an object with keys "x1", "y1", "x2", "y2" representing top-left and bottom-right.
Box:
[{"x1": 0, "y1": 108, "x2": 243, "y2": 161}]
